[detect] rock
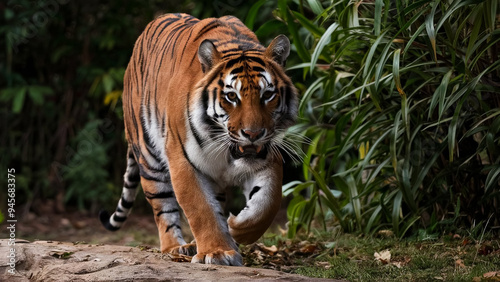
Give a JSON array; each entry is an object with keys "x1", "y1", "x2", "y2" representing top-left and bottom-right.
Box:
[{"x1": 0, "y1": 239, "x2": 338, "y2": 281}]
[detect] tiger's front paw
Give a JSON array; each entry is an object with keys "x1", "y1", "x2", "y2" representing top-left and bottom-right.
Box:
[
  {"x1": 191, "y1": 249, "x2": 242, "y2": 266},
  {"x1": 168, "y1": 243, "x2": 197, "y2": 256}
]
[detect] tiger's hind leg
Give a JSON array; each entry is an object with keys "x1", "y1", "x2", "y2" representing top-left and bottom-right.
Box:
[
  {"x1": 100, "y1": 147, "x2": 140, "y2": 231},
  {"x1": 138, "y1": 161, "x2": 196, "y2": 255}
]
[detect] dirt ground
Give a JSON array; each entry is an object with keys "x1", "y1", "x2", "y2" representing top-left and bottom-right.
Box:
[
  {"x1": 6, "y1": 207, "x2": 335, "y2": 281},
  {"x1": 17, "y1": 209, "x2": 163, "y2": 247}
]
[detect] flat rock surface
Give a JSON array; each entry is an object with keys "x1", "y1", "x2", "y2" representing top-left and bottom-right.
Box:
[{"x1": 0, "y1": 239, "x2": 339, "y2": 281}]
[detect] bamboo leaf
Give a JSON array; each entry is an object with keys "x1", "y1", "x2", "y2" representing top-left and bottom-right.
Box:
[
  {"x1": 484, "y1": 166, "x2": 500, "y2": 194},
  {"x1": 363, "y1": 31, "x2": 387, "y2": 79},
  {"x1": 291, "y1": 11, "x2": 325, "y2": 37},
  {"x1": 305, "y1": 0, "x2": 324, "y2": 15},
  {"x1": 310, "y1": 23, "x2": 339, "y2": 74},
  {"x1": 428, "y1": 68, "x2": 453, "y2": 121},
  {"x1": 393, "y1": 49, "x2": 404, "y2": 96},
  {"x1": 425, "y1": 2, "x2": 438, "y2": 62},
  {"x1": 374, "y1": 0, "x2": 383, "y2": 36},
  {"x1": 392, "y1": 191, "x2": 403, "y2": 235},
  {"x1": 281, "y1": 0, "x2": 310, "y2": 62},
  {"x1": 245, "y1": 0, "x2": 267, "y2": 30}
]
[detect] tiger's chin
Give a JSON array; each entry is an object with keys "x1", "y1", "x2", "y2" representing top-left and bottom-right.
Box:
[{"x1": 229, "y1": 144, "x2": 269, "y2": 160}]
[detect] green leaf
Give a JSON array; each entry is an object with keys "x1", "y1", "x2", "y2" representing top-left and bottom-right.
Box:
[
  {"x1": 291, "y1": 11, "x2": 324, "y2": 37},
  {"x1": 305, "y1": 0, "x2": 324, "y2": 15},
  {"x1": 484, "y1": 166, "x2": 500, "y2": 194},
  {"x1": 255, "y1": 20, "x2": 287, "y2": 39},
  {"x1": 363, "y1": 31, "x2": 387, "y2": 80},
  {"x1": 374, "y1": 0, "x2": 383, "y2": 36},
  {"x1": 393, "y1": 49, "x2": 404, "y2": 96},
  {"x1": 281, "y1": 0, "x2": 310, "y2": 62},
  {"x1": 12, "y1": 87, "x2": 27, "y2": 113},
  {"x1": 392, "y1": 191, "x2": 403, "y2": 235},
  {"x1": 245, "y1": 0, "x2": 267, "y2": 30},
  {"x1": 425, "y1": 2, "x2": 438, "y2": 62},
  {"x1": 28, "y1": 86, "x2": 54, "y2": 105},
  {"x1": 465, "y1": 6, "x2": 483, "y2": 67},
  {"x1": 102, "y1": 74, "x2": 114, "y2": 94},
  {"x1": 428, "y1": 68, "x2": 453, "y2": 121},
  {"x1": 299, "y1": 76, "x2": 324, "y2": 115},
  {"x1": 311, "y1": 167, "x2": 347, "y2": 230},
  {"x1": 310, "y1": 23, "x2": 339, "y2": 74}
]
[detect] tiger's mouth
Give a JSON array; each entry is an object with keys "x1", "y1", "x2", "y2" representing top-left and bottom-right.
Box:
[{"x1": 230, "y1": 144, "x2": 268, "y2": 159}]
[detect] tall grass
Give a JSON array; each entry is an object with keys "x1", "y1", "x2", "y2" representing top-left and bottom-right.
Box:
[{"x1": 269, "y1": 0, "x2": 500, "y2": 237}]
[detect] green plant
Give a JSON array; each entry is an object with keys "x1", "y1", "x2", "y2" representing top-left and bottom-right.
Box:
[{"x1": 277, "y1": 0, "x2": 500, "y2": 237}]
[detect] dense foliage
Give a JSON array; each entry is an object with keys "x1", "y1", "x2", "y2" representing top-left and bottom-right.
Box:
[
  {"x1": 275, "y1": 0, "x2": 500, "y2": 237},
  {"x1": 1, "y1": 0, "x2": 498, "y2": 237}
]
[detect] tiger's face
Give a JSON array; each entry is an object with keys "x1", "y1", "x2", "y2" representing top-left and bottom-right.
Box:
[{"x1": 193, "y1": 35, "x2": 298, "y2": 163}]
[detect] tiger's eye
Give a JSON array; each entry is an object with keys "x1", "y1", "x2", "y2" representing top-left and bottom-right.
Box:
[
  {"x1": 262, "y1": 91, "x2": 275, "y2": 101},
  {"x1": 226, "y1": 92, "x2": 238, "y2": 103}
]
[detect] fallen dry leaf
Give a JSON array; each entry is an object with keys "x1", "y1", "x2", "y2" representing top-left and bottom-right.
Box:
[
  {"x1": 390, "y1": 256, "x2": 411, "y2": 268},
  {"x1": 299, "y1": 244, "x2": 317, "y2": 255},
  {"x1": 255, "y1": 243, "x2": 278, "y2": 255},
  {"x1": 455, "y1": 259, "x2": 466, "y2": 268},
  {"x1": 374, "y1": 250, "x2": 391, "y2": 264},
  {"x1": 483, "y1": 271, "x2": 500, "y2": 279}
]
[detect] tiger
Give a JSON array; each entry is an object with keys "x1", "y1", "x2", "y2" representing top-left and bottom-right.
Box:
[{"x1": 99, "y1": 13, "x2": 298, "y2": 266}]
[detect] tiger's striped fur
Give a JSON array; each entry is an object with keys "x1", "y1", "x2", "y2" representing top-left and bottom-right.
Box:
[{"x1": 100, "y1": 13, "x2": 298, "y2": 266}]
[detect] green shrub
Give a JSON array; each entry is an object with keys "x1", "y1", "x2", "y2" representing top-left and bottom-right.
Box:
[{"x1": 275, "y1": 0, "x2": 500, "y2": 237}]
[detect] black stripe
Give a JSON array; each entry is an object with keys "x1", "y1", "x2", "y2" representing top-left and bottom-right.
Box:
[
  {"x1": 167, "y1": 24, "x2": 192, "y2": 60},
  {"x1": 99, "y1": 210, "x2": 120, "y2": 231},
  {"x1": 176, "y1": 130, "x2": 203, "y2": 174},
  {"x1": 137, "y1": 163, "x2": 169, "y2": 182},
  {"x1": 225, "y1": 57, "x2": 243, "y2": 69},
  {"x1": 186, "y1": 91, "x2": 206, "y2": 148},
  {"x1": 120, "y1": 197, "x2": 134, "y2": 209},
  {"x1": 249, "y1": 186, "x2": 261, "y2": 200},
  {"x1": 144, "y1": 191, "x2": 174, "y2": 199},
  {"x1": 216, "y1": 194, "x2": 226, "y2": 202},
  {"x1": 253, "y1": 66, "x2": 265, "y2": 72},
  {"x1": 230, "y1": 66, "x2": 244, "y2": 74},
  {"x1": 166, "y1": 224, "x2": 181, "y2": 232},
  {"x1": 220, "y1": 48, "x2": 243, "y2": 55},
  {"x1": 132, "y1": 145, "x2": 141, "y2": 162},
  {"x1": 124, "y1": 181, "x2": 138, "y2": 189},
  {"x1": 221, "y1": 49, "x2": 263, "y2": 57},
  {"x1": 178, "y1": 28, "x2": 195, "y2": 68},
  {"x1": 161, "y1": 114, "x2": 166, "y2": 137},
  {"x1": 149, "y1": 17, "x2": 179, "y2": 49},
  {"x1": 113, "y1": 214, "x2": 127, "y2": 222},
  {"x1": 156, "y1": 209, "x2": 179, "y2": 217},
  {"x1": 127, "y1": 172, "x2": 140, "y2": 183},
  {"x1": 128, "y1": 148, "x2": 135, "y2": 158},
  {"x1": 193, "y1": 20, "x2": 220, "y2": 41},
  {"x1": 143, "y1": 142, "x2": 163, "y2": 167},
  {"x1": 246, "y1": 56, "x2": 266, "y2": 67},
  {"x1": 116, "y1": 206, "x2": 124, "y2": 213}
]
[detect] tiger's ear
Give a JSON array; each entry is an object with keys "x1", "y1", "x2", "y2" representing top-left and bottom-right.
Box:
[
  {"x1": 265, "y1": 35, "x2": 290, "y2": 67},
  {"x1": 198, "y1": 39, "x2": 221, "y2": 73}
]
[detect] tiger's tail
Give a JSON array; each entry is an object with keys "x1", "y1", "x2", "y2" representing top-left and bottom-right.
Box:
[{"x1": 99, "y1": 146, "x2": 140, "y2": 231}]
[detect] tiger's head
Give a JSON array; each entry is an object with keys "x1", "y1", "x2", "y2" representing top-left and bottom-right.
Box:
[{"x1": 192, "y1": 35, "x2": 298, "y2": 164}]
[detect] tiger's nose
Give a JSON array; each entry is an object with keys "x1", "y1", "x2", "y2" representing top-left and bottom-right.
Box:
[{"x1": 241, "y1": 128, "x2": 265, "y2": 142}]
